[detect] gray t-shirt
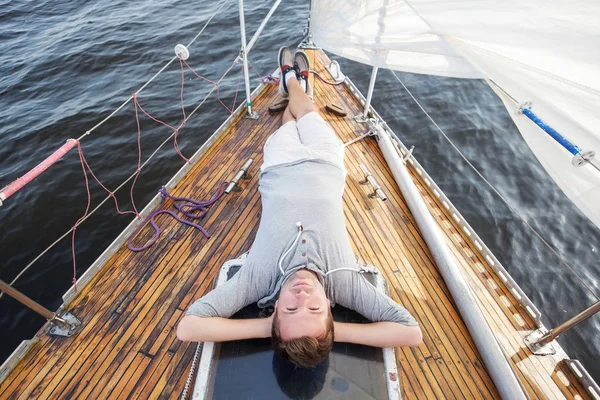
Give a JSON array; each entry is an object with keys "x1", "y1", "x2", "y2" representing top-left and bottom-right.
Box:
[{"x1": 186, "y1": 159, "x2": 417, "y2": 326}]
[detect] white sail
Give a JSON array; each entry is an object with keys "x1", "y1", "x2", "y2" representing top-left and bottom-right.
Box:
[{"x1": 310, "y1": 0, "x2": 600, "y2": 228}]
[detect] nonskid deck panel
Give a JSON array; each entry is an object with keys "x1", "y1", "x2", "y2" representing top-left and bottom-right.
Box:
[{"x1": 0, "y1": 49, "x2": 590, "y2": 399}]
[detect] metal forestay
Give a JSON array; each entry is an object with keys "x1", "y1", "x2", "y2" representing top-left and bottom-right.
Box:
[
  {"x1": 0, "y1": 0, "x2": 262, "y2": 298},
  {"x1": 390, "y1": 69, "x2": 600, "y2": 303}
]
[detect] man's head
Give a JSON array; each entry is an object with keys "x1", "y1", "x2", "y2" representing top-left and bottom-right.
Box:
[{"x1": 271, "y1": 269, "x2": 334, "y2": 368}]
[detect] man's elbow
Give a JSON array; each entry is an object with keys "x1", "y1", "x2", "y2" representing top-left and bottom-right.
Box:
[
  {"x1": 176, "y1": 316, "x2": 195, "y2": 342},
  {"x1": 406, "y1": 325, "x2": 423, "y2": 347}
]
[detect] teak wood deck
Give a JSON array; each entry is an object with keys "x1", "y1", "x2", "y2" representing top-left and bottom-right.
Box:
[{"x1": 0, "y1": 50, "x2": 590, "y2": 399}]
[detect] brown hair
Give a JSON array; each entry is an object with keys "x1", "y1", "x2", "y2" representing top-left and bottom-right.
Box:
[{"x1": 271, "y1": 309, "x2": 334, "y2": 368}]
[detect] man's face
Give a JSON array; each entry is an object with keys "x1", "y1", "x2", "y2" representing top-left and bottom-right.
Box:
[{"x1": 275, "y1": 269, "x2": 330, "y2": 340}]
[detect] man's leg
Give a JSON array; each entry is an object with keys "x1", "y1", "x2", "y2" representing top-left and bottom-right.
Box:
[
  {"x1": 261, "y1": 107, "x2": 312, "y2": 172},
  {"x1": 289, "y1": 72, "x2": 345, "y2": 169},
  {"x1": 287, "y1": 78, "x2": 317, "y2": 120},
  {"x1": 282, "y1": 105, "x2": 295, "y2": 125}
]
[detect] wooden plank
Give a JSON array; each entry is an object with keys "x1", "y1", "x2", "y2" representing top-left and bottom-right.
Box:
[
  {"x1": 4, "y1": 86, "x2": 276, "y2": 398},
  {"x1": 19, "y1": 90, "x2": 276, "y2": 400},
  {"x1": 418, "y1": 175, "x2": 587, "y2": 398},
  {"x1": 316, "y1": 50, "x2": 588, "y2": 400},
  {"x1": 307, "y1": 63, "x2": 497, "y2": 398},
  {"x1": 305, "y1": 48, "x2": 316, "y2": 97}
]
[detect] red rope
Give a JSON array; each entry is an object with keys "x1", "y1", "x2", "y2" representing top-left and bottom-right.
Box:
[
  {"x1": 72, "y1": 142, "x2": 91, "y2": 291},
  {"x1": 78, "y1": 149, "x2": 137, "y2": 216},
  {"x1": 248, "y1": 61, "x2": 271, "y2": 82},
  {"x1": 181, "y1": 58, "x2": 235, "y2": 114},
  {"x1": 179, "y1": 57, "x2": 188, "y2": 123},
  {"x1": 130, "y1": 94, "x2": 143, "y2": 217},
  {"x1": 132, "y1": 94, "x2": 190, "y2": 164},
  {"x1": 231, "y1": 65, "x2": 244, "y2": 112}
]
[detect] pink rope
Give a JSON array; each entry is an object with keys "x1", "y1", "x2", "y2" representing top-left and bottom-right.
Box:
[
  {"x1": 130, "y1": 94, "x2": 143, "y2": 218},
  {"x1": 78, "y1": 149, "x2": 137, "y2": 216},
  {"x1": 181, "y1": 59, "x2": 234, "y2": 114},
  {"x1": 231, "y1": 65, "x2": 244, "y2": 112},
  {"x1": 130, "y1": 58, "x2": 245, "y2": 166},
  {"x1": 248, "y1": 61, "x2": 277, "y2": 84},
  {"x1": 72, "y1": 142, "x2": 92, "y2": 291},
  {"x1": 133, "y1": 94, "x2": 190, "y2": 164},
  {"x1": 179, "y1": 57, "x2": 188, "y2": 123},
  {"x1": 175, "y1": 58, "x2": 190, "y2": 163},
  {"x1": 0, "y1": 139, "x2": 78, "y2": 201}
]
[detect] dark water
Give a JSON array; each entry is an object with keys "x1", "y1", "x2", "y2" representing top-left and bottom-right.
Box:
[{"x1": 1, "y1": 0, "x2": 598, "y2": 384}]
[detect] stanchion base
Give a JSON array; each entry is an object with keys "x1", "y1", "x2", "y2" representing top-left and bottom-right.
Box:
[
  {"x1": 353, "y1": 114, "x2": 371, "y2": 124},
  {"x1": 244, "y1": 111, "x2": 260, "y2": 120},
  {"x1": 524, "y1": 329, "x2": 556, "y2": 355},
  {"x1": 49, "y1": 312, "x2": 81, "y2": 338}
]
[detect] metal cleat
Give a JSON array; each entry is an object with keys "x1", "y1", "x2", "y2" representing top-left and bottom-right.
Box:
[
  {"x1": 524, "y1": 328, "x2": 556, "y2": 355},
  {"x1": 325, "y1": 60, "x2": 345, "y2": 83},
  {"x1": 359, "y1": 163, "x2": 387, "y2": 201},
  {"x1": 225, "y1": 159, "x2": 253, "y2": 194}
]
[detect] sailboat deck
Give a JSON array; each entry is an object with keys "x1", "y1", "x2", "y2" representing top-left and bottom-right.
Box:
[{"x1": 0, "y1": 50, "x2": 590, "y2": 399}]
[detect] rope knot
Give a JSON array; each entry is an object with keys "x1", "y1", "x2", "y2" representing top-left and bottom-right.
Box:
[
  {"x1": 261, "y1": 74, "x2": 279, "y2": 84},
  {"x1": 159, "y1": 186, "x2": 170, "y2": 198}
]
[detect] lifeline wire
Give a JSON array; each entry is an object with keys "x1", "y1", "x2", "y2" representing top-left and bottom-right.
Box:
[
  {"x1": 1, "y1": 56, "x2": 241, "y2": 297},
  {"x1": 391, "y1": 69, "x2": 599, "y2": 302}
]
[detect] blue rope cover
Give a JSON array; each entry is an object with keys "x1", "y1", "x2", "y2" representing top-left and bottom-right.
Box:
[{"x1": 522, "y1": 108, "x2": 580, "y2": 156}]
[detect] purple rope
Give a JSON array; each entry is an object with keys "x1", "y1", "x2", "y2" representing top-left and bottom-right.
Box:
[
  {"x1": 127, "y1": 182, "x2": 228, "y2": 252},
  {"x1": 261, "y1": 74, "x2": 279, "y2": 84}
]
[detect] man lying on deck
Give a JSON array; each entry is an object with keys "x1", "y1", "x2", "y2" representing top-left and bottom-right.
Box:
[{"x1": 177, "y1": 47, "x2": 422, "y2": 368}]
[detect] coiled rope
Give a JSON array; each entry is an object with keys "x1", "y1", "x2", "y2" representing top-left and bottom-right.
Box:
[
  {"x1": 391, "y1": 70, "x2": 599, "y2": 302},
  {"x1": 127, "y1": 183, "x2": 228, "y2": 252}
]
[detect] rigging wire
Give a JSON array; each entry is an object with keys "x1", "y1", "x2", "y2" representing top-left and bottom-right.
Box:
[{"x1": 390, "y1": 69, "x2": 600, "y2": 302}]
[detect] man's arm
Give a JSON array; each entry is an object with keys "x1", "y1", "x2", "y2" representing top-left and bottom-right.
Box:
[
  {"x1": 178, "y1": 255, "x2": 274, "y2": 342},
  {"x1": 177, "y1": 315, "x2": 272, "y2": 342},
  {"x1": 333, "y1": 321, "x2": 422, "y2": 347}
]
